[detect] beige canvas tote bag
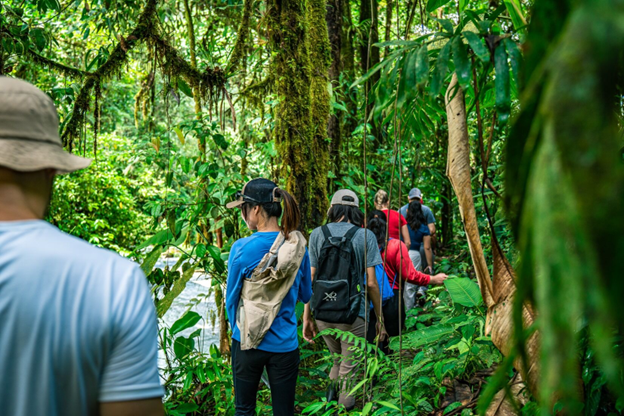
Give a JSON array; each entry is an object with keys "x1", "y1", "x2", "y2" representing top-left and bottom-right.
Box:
[{"x1": 236, "y1": 230, "x2": 307, "y2": 350}]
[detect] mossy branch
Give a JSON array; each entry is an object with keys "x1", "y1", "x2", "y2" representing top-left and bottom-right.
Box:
[
  {"x1": 225, "y1": 0, "x2": 253, "y2": 75},
  {"x1": 61, "y1": 0, "x2": 225, "y2": 147},
  {"x1": 27, "y1": 49, "x2": 88, "y2": 79}
]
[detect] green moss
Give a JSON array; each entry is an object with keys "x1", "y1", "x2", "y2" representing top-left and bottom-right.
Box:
[
  {"x1": 226, "y1": 0, "x2": 253, "y2": 75},
  {"x1": 306, "y1": 0, "x2": 331, "y2": 227}
]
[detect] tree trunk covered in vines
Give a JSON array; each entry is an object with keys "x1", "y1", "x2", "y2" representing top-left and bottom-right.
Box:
[
  {"x1": 307, "y1": 0, "x2": 332, "y2": 227},
  {"x1": 326, "y1": 0, "x2": 343, "y2": 178}
]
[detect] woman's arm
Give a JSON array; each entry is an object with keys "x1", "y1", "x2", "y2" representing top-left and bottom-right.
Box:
[
  {"x1": 423, "y1": 235, "x2": 433, "y2": 273},
  {"x1": 401, "y1": 224, "x2": 411, "y2": 248},
  {"x1": 395, "y1": 241, "x2": 430, "y2": 286},
  {"x1": 302, "y1": 267, "x2": 317, "y2": 343}
]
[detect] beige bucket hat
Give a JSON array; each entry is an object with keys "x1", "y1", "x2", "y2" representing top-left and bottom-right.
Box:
[{"x1": 0, "y1": 77, "x2": 91, "y2": 173}]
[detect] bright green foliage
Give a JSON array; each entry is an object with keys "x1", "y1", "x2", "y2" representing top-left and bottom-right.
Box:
[{"x1": 47, "y1": 164, "x2": 150, "y2": 254}]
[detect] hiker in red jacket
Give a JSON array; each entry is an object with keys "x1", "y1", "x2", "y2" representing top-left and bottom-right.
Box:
[{"x1": 366, "y1": 210, "x2": 447, "y2": 349}]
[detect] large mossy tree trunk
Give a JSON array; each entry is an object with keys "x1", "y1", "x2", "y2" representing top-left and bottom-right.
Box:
[
  {"x1": 307, "y1": 0, "x2": 332, "y2": 227},
  {"x1": 268, "y1": 0, "x2": 330, "y2": 231}
]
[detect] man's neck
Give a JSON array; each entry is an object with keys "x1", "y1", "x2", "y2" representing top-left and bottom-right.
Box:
[{"x1": 0, "y1": 186, "x2": 42, "y2": 221}]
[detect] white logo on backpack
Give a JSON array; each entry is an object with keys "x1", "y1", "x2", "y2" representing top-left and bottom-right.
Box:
[{"x1": 323, "y1": 291, "x2": 337, "y2": 302}]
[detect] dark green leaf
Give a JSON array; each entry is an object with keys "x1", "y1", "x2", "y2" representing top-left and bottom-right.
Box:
[
  {"x1": 171, "y1": 311, "x2": 201, "y2": 335},
  {"x1": 177, "y1": 78, "x2": 193, "y2": 97},
  {"x1": 207, "y1": 245, "x2": 226, "y2": 273},
  {"x1": 494, "y1": 43, "x2": 511, "y2": 123},
  {"x1": 426, "y1": 0, "x2": 452, "y2": 13},
  {"x1": 452, "y1": 36, "x2": 472, "y2": 89},
  {"x1": 416, "y1": 44, "x2": 429, "y2": 85},
  {"x1": 196, "y1": 243, "x2": 207, "y2": 258},
  {"x1": 430, "y1": 41, "x2": 451, "y2": 96},
  {"x1": 30, "y1": 28, "x2": 47, "y2": 52},
  {"x1": 45, "y1": 0, "x2": 62, "y2": 11},
  {"x1": 175, "y1": 403, "x2": 199, "y2": 414},
  {"x1": 173, "y1": 336, "x2": 195, "y2": 359},
  {"x1": 157, "y1": 265, "x2": 196, "y2": 317},
  {"x1": 463, "y1": 31, "x2": 490, "y2": 62},
  {"x1": 504, "y1": 38, "x2": 522, "y2": 88},
  {"x1": 213, "y1": 133, "x2": 228, "y2": 150},
  {"x1": 437, "y1": 19, "x2": 454, "y2": 34}
]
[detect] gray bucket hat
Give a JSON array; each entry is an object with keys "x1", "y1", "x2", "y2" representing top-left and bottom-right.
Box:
[{"x1": 0, "y1": 77, "x2": 91, "y2": 173}]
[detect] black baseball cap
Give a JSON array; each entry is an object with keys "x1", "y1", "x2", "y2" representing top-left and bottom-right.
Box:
[{"x1": 226, "y1": 178, "x2": 282, "y2": 209}]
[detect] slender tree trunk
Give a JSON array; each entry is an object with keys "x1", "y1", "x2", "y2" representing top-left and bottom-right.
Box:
[
  {"x1": 359, "y1": 0, "x2": 381, "y2": 144},
  {"x1": 340, "y1": 0, "x2": 357, "y2": 181},
  {"x1": 445, "y1": 74, "x2": 539, "y2": 394},
  {"x1": 326, "y1": 0, "x2": 343, "y2": 181}
]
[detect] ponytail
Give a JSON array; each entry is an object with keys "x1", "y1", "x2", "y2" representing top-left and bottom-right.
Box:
[
  {"x1": 275, "y1": 188, "x2": 300, "y2": 239},
  {"x1": 406, "y1": 200, "x2": 425, "y2": 231}
]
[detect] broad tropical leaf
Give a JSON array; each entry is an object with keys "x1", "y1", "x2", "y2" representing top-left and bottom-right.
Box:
[{"x1": 444, "y1": 277, "x2": 483, "y2": 307}]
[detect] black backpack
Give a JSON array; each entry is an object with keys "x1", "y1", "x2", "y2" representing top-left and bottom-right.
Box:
[{"x1": 310, "y1": 225, "x2": 362, "y2": 324}]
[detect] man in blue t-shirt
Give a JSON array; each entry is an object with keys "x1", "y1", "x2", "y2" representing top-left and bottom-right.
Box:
[
  {"x1": 400, "y1": 188, "x2": 437, "y2": 273},
  {"x1": 0, "y1": 77, "x2": 163, "y2": 416}
]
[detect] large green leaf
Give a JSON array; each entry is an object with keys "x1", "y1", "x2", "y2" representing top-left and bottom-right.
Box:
[
  {"x1": 451, "y1": 36, "x2": 471, "y2": 89},
  {"x1": 157, "y1": 264, "x2": 197, "y2": 317},
  {"x1": 430, "y1": 41, "x2": 451, "y2": 96},
  {"x1": 170, "y1": 311, "x2": 202, "y2": 336},
  {"x1": 140, "y1": 245, "x2": 163, "y2": 275},
  {"x1": 173, "y1": 335, "x2": 195, "y2": 360},
  {"x1": 427, "y1": 0, "x2": 452, "y2": 13},
  {"x1": 415, "y1": 44, "x2": 430, "y2": 85},
  {"x1": 390, "y1": 324, "x2": 455, "y2": 350},
  {"x1": 444, "y1": 278, "x2": 483, "y2": 307},
  {"x1": 504, "y1": 38, "x2": 522, "y2": 88},
  {"x1": 463, "y1": 31, "x2": 490, "y2": 62}
]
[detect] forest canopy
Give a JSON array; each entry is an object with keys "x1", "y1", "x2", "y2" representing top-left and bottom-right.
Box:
[{"x1": 2, "y1": 0, "x2": 624, "y2": 414}]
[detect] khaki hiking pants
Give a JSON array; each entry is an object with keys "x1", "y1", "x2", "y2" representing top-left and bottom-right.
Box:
[{"x1": 316, "y1": 317, "x2": 366, "y2": 409}]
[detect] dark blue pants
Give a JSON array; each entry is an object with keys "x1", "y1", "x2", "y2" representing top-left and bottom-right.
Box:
[{"x1": 231, "y1": 339, "x2": 300, "y2": 416}]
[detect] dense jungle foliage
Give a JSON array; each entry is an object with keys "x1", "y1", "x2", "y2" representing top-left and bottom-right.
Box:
[{"x1": 3, "y1": 0, "x2": 624, "y2": 414}]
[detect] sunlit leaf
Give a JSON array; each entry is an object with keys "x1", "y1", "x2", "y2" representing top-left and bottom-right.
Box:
[
  {"x1": 427, "y1": 0, "x2": 452, "y2": 13},
  {"x1": 140, "y1": 245, "x2": 164, "y2": 275},
  {"x1": 444, "y1": 277, "x2": 483, "y2": 307}
]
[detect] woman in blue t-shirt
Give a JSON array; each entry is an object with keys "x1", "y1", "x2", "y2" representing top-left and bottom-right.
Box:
[
  {"x1": 225, "y1": 178, "x2": 312, "y2": 416},
  {"x1": 404, "y1": 200, "x2": 433, "y2": 310}
]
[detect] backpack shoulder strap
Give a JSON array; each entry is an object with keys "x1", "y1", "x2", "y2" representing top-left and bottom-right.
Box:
[
  {"x1": 321, "y1": 225, "x2": 332, "y2": 241},
  {"x1": 344, "y1": 225, "x2": 360, "y2": 242}
]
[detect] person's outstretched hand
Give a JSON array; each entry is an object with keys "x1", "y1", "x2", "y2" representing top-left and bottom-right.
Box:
[
  {"x1": 302, "y1": 319, "x2": 317, "y2": 344},
  {"x1": 429, "y1": 273, "x2": 448, "y2": 285}
]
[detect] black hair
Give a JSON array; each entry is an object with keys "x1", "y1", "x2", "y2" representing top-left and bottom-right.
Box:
[
  {"x1": 326, "y1": 196, "x2": 364, "y2": 227},
  {"x1": 406, "y1": 200, "x2": 426, "y2": 231},
  {"x1": 366, "y1": 210, "x2": 388, "y2": 249},
  {"x1": 242, "y1": 188, "x2": 300, "y2": 238}
]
